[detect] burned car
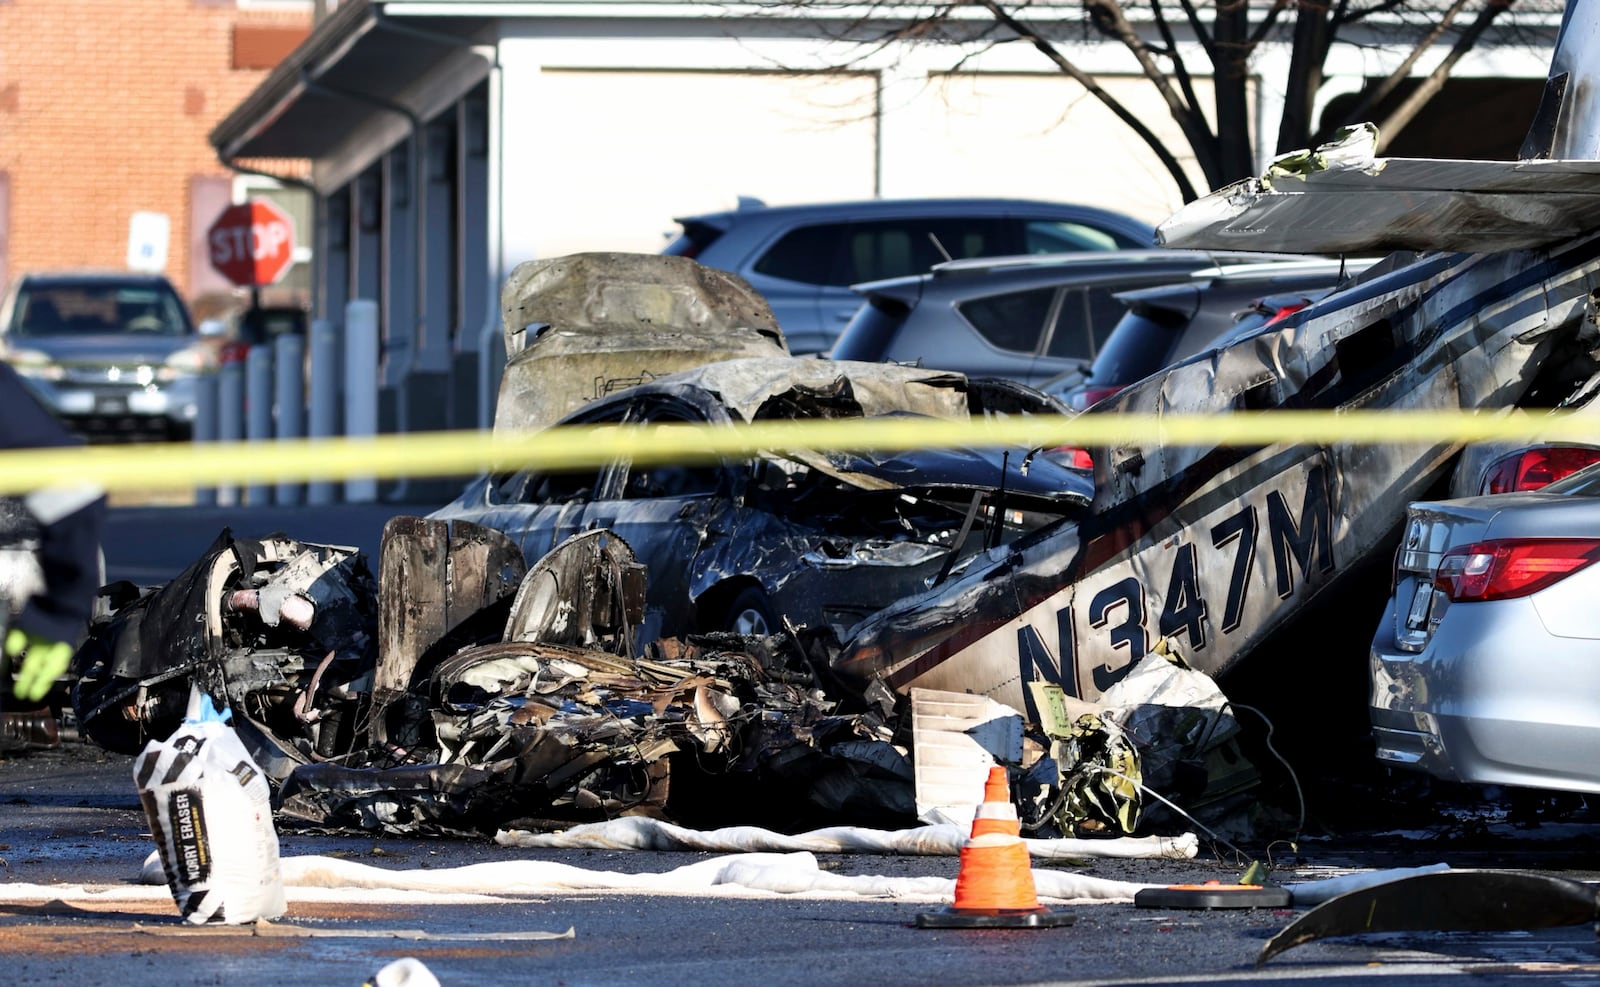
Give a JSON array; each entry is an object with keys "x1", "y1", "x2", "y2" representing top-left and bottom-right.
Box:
[{"x1": 432, "y1": 356, "x2": 1094, "y2": 643}]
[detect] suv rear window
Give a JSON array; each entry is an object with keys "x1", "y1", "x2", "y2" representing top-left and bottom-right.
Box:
[
  {"x1": 958, "y1": 287, "x2": 1055, "y2": 353},
  {"x1": 662, "y1": 220, "x2": 725, "y2": 260},
  {"x1": 752, "y1": 224, "x2": 839, "y2": 284},
  {"x1": 1045, "y1": 285, "x2": 1130, "y2": 359},
  {"x1": 12, "y1": 280, "x2": 191, "y2": 337},
  {"x1": 754, "y1": 217, "x2": 1028, "y2": 286},
  {"x1": 830, "y1": 296, "x2": 909, "y2": 361},
  {"x1": 1085, "y1": 307, "x2": 1185, "y2": 389}
]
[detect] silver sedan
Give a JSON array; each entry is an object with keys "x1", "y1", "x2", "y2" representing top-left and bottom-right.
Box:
[{"x1": 1370, "y1": 462, "x2": 1600, "y2": 793}]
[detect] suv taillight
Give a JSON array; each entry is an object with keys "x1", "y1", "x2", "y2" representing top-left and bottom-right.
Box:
[
  {"x1": 1433, "y1": 538, "x2": 1600, "y2": 602},
  {"x1": 1068, "y1": 385, "x2": 1124, "y2": 412},
  {"x1": 1043, "y1": 446, "x2": 1094, "y2": 469},
  {"x1": 1480, "y1": 446, "x2": 1600, "y2": 494},
  {"x1": 1263, "y1": 302, "x2": 1308, "y2": 327}
]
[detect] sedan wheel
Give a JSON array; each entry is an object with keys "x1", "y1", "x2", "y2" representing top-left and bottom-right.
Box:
[{"x1": 722, "y1": 586, "x2": 778, "y2": 636}]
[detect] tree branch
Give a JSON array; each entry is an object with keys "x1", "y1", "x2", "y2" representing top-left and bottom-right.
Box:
[
  {"x1": 1149, "y1": 0, "x2": 1205, "y2": 115},
  {"x1": 1333, "y1": 0, "x2": 1471, "y2": 129},
  {"x1": 1372, "y1": 0, "x2": 1517, "y2": 150},
  {"x1": 1172, "y1": 0, "x2": 1218, "y2": 58},
  {"x1": 1247, "y1": 0, "x2": 1295, "y2": 47},
  {"x1": 975, "y1": 0, "x2": 1203, "y2": 199},
  {"x1": 1080, "y1": 0, "x2": 1222, "y2": 172},
  {"x1": 1337, "y1": 0, "x2": 1409, "y2": 27}
]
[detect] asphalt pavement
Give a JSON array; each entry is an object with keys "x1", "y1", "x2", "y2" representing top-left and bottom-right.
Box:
[{"x1": 6, "y1": 741, "x2": 1600, "y2": 986}]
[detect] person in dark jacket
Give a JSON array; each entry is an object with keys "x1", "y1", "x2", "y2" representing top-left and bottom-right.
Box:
[{"x1": 0, "y1": 361, "x2": 105, "y2": 708}]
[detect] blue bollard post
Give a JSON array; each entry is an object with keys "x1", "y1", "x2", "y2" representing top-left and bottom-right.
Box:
[
  {"x1": 274, "y1": 332, "x2": 306, "y2": 506},
  {"x1": 307, "y1": 318, "x2": 340, "y2": 505},
  {"x1": 192, "y1": 371, "x2": 218, "y2": 507},
  {"x1": 344, "y1": 300, "x2": 379, "y2": 504},
  {"x1": 246, "y1": 344, "x2": 274, "y2": 506},
  {"x1": 217, "y1": 360, "x2": 245, "y2": 507}
]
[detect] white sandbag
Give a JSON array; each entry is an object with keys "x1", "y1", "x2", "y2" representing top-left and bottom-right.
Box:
[
  {"x1": 493, "y1": 816, "x2": 1199, "y2": 860},
  {"x1": 133, "y1": 689, "x2": 286, "y2": 924}
]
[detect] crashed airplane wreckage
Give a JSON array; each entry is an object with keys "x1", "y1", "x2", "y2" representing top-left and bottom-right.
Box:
[
  {"x1": 70, "y1": 43, "x2": 1600, "y2": 834},
  {"x1": 834, "y1": 119, "x2": 1600, "y2": 760},
  {"x1": 67, "y1": 253, "x2": 1136, "y2": 837},
  {"x1": 75, "y1": 516, "x2": 1207, "y2": 838}
]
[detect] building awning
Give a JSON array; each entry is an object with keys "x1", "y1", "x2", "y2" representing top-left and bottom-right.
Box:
[{"x1": 210, "y1": 0, "x2": 492, "y2": 169}]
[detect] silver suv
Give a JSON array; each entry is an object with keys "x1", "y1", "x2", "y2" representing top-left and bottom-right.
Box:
[
  {"x1": 829, "y1": 250, "x2": 1306, "y2": 387},
  {"x1": 663, "y1": 197, "x2": 1156, "y2": 354},
  {"x1": 0, "y1": 271, "x2": 210, "y2": 442}
]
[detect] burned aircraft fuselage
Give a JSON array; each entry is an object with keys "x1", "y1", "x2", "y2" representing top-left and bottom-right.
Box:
[{"x1": 836, "y1": 241, "x2": 1600, "y2": 721}]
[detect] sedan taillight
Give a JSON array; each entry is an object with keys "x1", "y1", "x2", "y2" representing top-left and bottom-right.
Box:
[
  {"x1": 1480, "y1": 446, "x2": 1600, "y2": 494},
  {"x1": 1434, "y1": 538, "x2": 1600, "y2": 602}
]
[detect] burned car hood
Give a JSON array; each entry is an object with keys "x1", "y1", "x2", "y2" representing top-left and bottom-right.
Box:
[
  {"x1": 815, "y1": 443, "x2": 1092, "y2": 509},
  {"x1": 494, "y1": 253, "x2": 788, "y2": 435},
  {"x1": 654, "y1": 357, "x2": 974, "y2": 422},
  {"x1": 620, "y1": 357, "x2": 1086, "y2": 505}
]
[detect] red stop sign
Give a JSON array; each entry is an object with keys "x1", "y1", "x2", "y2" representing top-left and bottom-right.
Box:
[{"x1": 208, "y1": 199, "x2": 296, "y2": 287}]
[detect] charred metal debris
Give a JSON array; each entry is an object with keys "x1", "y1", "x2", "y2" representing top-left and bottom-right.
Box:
[{"x1": 69, "y1": 521, "x2": 932, "y2": 836}]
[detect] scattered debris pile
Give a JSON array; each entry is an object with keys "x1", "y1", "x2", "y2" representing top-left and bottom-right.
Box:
[
  {"x1": 71, "y1": 521, "x2": 924, "y2": 835},
  {"x1": 69, "y1": 515, "x2": 1257, "y2": 839}
]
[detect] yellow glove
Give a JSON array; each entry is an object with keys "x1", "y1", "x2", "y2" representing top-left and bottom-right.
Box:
[{"x1": 6, "y1": 629, "x2": 73, "y2": 703}]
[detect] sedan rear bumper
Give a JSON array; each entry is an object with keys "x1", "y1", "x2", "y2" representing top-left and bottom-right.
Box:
[{"x1": 1369, "y1": 593, "x2": 1600, "y2": 794}]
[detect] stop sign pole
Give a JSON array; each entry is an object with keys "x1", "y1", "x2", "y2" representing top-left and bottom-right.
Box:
[{"x1": 207, "y1": 199, "x2": 297, "y2": 311}]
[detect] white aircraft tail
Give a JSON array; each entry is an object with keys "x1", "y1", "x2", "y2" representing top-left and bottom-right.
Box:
[{"x1": 1521, "y1": 0, "x2": 1600, "y2": 161}]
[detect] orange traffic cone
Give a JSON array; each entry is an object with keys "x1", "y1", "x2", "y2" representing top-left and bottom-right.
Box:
[
  {"x1": 916, "y1": 765, "x2": 1076, "y2": 929},
  {"x1": 968, "y1": 765, "x2": 1021, "y2": 839}
]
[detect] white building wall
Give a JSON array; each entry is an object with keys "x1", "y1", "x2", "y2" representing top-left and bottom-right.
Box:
[{"x1": 482, "y1": 12, "x2": 1560, "y2": 268}]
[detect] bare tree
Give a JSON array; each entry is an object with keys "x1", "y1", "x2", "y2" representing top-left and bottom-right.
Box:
[{"x1": 767, "y1": 0, "x2": 1531, "y2": 201}]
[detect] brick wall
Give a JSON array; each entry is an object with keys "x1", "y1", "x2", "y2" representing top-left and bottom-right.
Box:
[{"x1": 0, "y1": 0, "x2": 310, "y2": 301}]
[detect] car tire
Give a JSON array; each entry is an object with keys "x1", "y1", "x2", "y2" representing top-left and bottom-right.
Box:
[
  {"x1": 720, "y1": 586, "x2": 779, "y2": 636},
  {"x1": 69, "y1": 672, "x2": 147, "y2": 755}
]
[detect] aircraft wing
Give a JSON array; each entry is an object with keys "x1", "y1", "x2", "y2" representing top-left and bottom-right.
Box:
[{"x1": 1159, "y1": 129, "x2": 1600, "y2": 254}]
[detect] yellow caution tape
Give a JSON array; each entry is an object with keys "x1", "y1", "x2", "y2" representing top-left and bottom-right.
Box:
[{"x1": 7, "y1": 408, "x2": 1600, "y2": 496}]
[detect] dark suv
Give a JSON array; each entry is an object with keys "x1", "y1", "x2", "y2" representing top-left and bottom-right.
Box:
[
  {"x1": 663, "y1": 197, "x2": 1156, "y2": 354},
  {"x1": 828, "y1": 250, "x2": 1304, "y2": 387},
  {"x1": 0, "y1": 271, "x2": 208, "y2": 441},
  {"x1": 1046, "y1": 259, "x2": 1373, "y2": 410}
]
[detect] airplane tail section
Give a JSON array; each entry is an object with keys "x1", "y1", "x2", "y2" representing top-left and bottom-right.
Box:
[
  {"x1": 1158, "y1": 0, "x2": 1600, "y2": 254},
  {"x1": 1521, "y1": 0, "x2": 1600, "y2": 161}
]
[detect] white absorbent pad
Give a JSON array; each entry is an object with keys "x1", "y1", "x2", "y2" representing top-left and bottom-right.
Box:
[
  {"x1": 127, "y1": 850, "x2": 1157, "y2": 904},
  {"x1": 494, "y1": 817, "x2": 1199, "y2": 860}
]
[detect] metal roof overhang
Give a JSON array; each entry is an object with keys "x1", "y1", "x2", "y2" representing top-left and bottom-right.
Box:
[{"x1": 209, "y1": 1, "x2": 493, "y2": 181}]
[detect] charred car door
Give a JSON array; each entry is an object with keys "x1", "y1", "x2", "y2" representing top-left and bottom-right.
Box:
[
  {"x1": 579, "y1": 393, "x2": 741, "y2": 642},
  {"x1": 430, "y1": 403, "x2": 629, "y2": 563}
]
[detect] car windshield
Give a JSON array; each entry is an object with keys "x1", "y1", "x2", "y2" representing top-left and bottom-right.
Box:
[{"x1": 12, "y1": 281, "x2": 191, "y2": 337}]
